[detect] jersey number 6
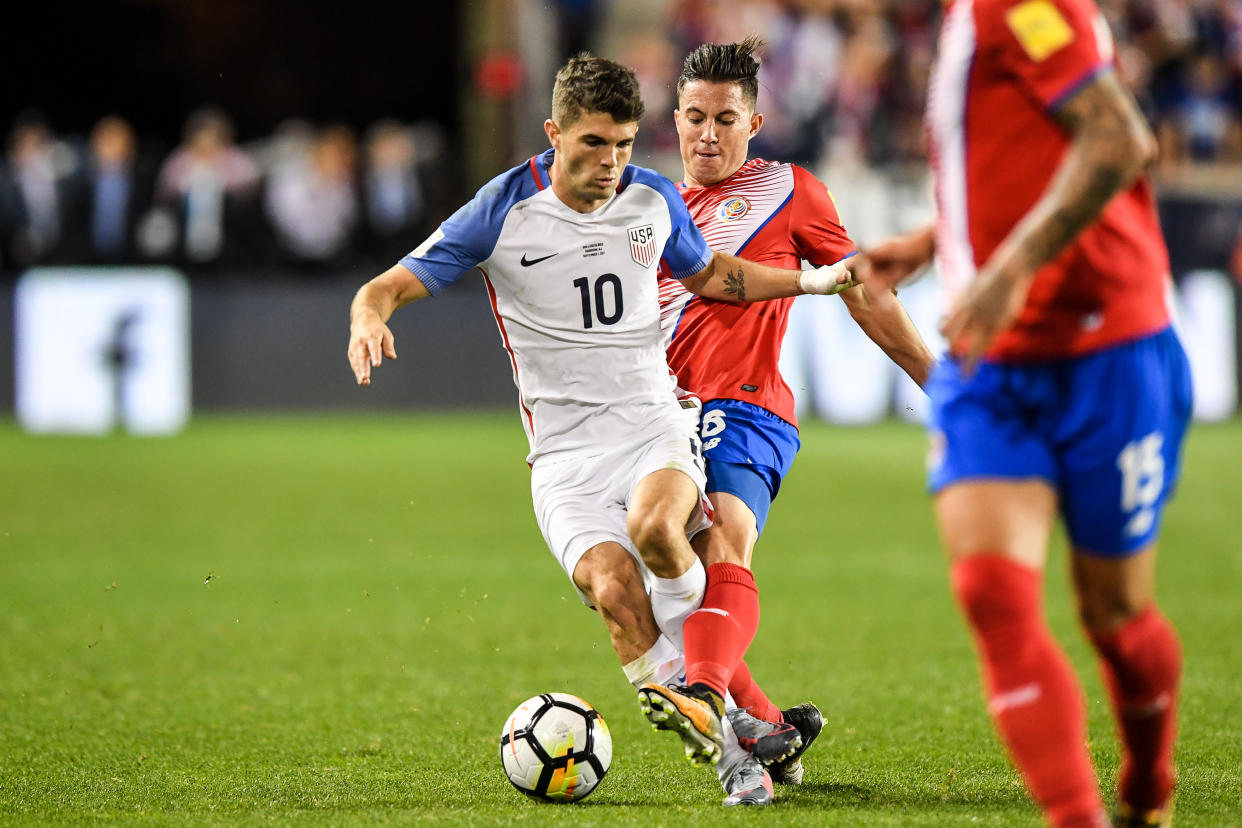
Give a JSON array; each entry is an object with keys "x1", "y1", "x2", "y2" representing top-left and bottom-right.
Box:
[{"x1": 572, "y1": 274, "x2": 624, "y2": 329}]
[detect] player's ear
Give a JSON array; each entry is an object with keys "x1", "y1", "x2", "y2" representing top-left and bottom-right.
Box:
[
  {"x1": 544, "y1": 119, "x2": 560, "y2": 149},
  {"x1": 750, "y1": 112, "x2": 764, "y2": 137}
]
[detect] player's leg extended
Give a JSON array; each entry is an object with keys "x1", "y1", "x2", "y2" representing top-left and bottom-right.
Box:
[
  {"x1": 1059, "y1": 325, "x2": 1190, "y2": 827},
  {"x1": 629, "y1": 467, "x2": 726, "y2": 764},
  {"x1": 532, "y1": 455, "x2": 688, "y2": 695},
  {"x1": 938, "y1": 480, "x2": 1108, "y2": 828},
  {"x1": 689, "y1": 491, "x2": 807, "y2": 770},
  {"x1": 685, "y1": 491, "x2": 761, "y2": 706},
  {"x1": 1073, "y1": 546, "x2": 1179, "y2": 827}
]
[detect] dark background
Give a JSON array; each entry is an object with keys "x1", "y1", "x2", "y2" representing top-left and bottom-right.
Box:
[{"x1": 2, "y1": 0, "x2": 461, "y2": 148}]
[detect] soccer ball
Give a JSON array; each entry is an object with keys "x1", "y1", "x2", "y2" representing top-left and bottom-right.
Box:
[{"x1": 499, "y1": 692, "x2": 612, "y2": 802}]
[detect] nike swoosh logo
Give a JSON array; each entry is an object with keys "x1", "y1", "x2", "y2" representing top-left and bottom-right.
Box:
[{"x1": 520, "y1": 252, "x2": 558, "y2": 267}]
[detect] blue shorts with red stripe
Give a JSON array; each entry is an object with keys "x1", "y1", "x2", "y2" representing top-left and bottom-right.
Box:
[
  {"x1": 926, "y1": 326, "x2": 1193, "y2": 556},
  {"x1": 699, "y1": 399, "x2": 801, "y2": 536}
]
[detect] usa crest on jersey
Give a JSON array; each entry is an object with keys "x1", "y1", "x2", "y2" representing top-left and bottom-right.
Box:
[{"x1": 628, "y1": 224, "x2": 656, "y2": 268}]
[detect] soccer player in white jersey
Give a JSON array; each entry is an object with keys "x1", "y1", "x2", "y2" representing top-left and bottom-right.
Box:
[{"x1": 347, "y1": 55, "x2": 851, "y2": 806}]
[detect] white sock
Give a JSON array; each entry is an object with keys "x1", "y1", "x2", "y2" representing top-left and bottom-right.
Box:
[
  {"x1": 716, "y1": 701, "x2": 750, "y2": 786},
  {"x1": 621, "y1": 634, "x2": 685, "y2": 688},
  {"x1": 648, "y1": 558, "x2": 707, "y2": 651}
]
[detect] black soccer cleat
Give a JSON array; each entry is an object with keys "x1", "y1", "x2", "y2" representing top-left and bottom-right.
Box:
[
  {"x1": 767, "y1": 702, "x2": 824, "y2": 786},
  {"x1": 725, "y1": 707, "x2": 802, "y2": 766}
]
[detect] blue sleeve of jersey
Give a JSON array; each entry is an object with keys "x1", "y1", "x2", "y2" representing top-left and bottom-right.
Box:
[
  {"x1": 628, "y1": 167, "x2": 713, "y2": 280},
  {"x1": 398, "y1": 163, "x2": 535, "y2": 295}
]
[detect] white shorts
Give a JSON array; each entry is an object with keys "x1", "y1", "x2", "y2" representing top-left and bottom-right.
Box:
[{"x1": 530, "y1": 405, "x2": 711, "y2": 606}]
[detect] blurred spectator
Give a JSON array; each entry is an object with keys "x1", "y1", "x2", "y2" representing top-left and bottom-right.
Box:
[
  {"x1": 359, "y1": 120, "x2": 426, "y2": 263},
  {"x1": 553, "y1": 0, "x2": 608, "y2": 63},
  {"x1": 149, "y1": 107, "x2": 261, "y2": 267},
  {"x1": 619, "y1": 30, "x2": 681, "y2": 157},
  {"x1": 0, "y1": 112, "x2": 75, "y2": 269},
  {"x1": 1168, "y1": 54, "x2": 1242, "y2": 162},
  {"x1": 247, "y1": 117, "x2": 315, "y2": 180},
  {"x1": 264, "y1": 124, "x2": 360, "y2": 269},
  {"x1": 61, "y1": 115, "x2": 157, "y2": 264}
]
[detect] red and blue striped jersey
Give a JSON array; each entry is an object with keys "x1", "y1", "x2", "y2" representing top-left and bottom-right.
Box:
[{"x1": 659, "y1": 158, "x2": 856, "y2": 427}]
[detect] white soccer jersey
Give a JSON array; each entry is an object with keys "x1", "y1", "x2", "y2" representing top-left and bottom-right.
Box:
[{"x1": 400, "y1": 149, "x2": 714, "y2": 464}]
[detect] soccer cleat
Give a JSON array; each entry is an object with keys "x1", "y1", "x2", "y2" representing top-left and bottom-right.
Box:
[
  {"x1": 721, "y1": 755, "x2": 773, "y2": 807},
  {"x1": 1113, "y1": 797, "x2": 1174, "y2": 828},
  {"x1": 637, "y1": 682, "x2": 724, "y2": 766},
  {"x1": 768, "y1": 702, "x2": 825, "y2": 786},
  {"x1": 725, "y1": 707, "x2": 802, "y2": 766}
]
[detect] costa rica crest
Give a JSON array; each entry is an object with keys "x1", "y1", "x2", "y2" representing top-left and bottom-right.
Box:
[
  {"x1": 717, "y1": 196, "x2": 751, "y2": 221},
  {"x1": 628, "y1": 224, "x2": 656, "y2": 268}
]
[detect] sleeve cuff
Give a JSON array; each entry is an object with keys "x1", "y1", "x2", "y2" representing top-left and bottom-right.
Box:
[
  {"x1": 671, "y1": 251, "x2": 714, "y2": 281},
  {"x1": 398, "y1": 255, "x2": 447, "y2": 296}
]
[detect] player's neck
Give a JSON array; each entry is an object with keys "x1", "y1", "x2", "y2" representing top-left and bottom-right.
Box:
[{"x1": 681, "y1": 164, "x2": 743, "y2": 190}]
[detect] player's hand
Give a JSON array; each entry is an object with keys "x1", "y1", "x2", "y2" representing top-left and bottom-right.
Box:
[
  {"x1": 857, "y1": 227, "x2": 935, "y2": 296},
  {"x1": 798, "y1": 259, "x2": 859, "y2": 295},
  {"x1": 941, "y1": 261, "x2": 1033, "y2": 374},
  {"x1": 348, "y1": 316, "x2": 397, "y2": 385}
]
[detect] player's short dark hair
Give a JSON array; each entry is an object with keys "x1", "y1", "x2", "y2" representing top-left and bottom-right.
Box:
[
  {"x1": 676, "y1": 35, "x2": 764, "y2": 110},
  {"x1": 552, "y1": 54, "x2": 645, "y2": 127}
]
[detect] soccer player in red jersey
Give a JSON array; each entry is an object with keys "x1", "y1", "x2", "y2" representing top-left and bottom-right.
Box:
[
  {"x1": 638, "y1": 37, "x2": 935, "y2": 788},
  {"x1": 861, "y1": 1, "x2": 1192, "y2": 825}
]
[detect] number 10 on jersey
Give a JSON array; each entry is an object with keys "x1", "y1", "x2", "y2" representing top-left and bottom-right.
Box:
[{"x1": 573, "y1": 274, "x2": 624, "y2": 328}]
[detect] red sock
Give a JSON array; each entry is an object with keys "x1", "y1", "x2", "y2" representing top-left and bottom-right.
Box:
[
  {"x1": 728, "y1": 658, "x2": 783, "y2": 723},
  {"x1": 1089, "y1": 606, "x2": 1180, "y2": 812},
  {"x1": 952, "y1": 556, "x2": 1106, "y2": 828},
  {"x1": 683, "y1": 562, "x2": 759, "y2": 698}
]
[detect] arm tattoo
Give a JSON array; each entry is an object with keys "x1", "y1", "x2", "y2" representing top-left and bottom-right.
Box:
[
  {"x1": 1020, "y1": 73, "x2": 1148, "y2": 267},
  {"x1": 1023, "y1": 165, "x2": 1125, "y2": 264},
  {"x1": 723, "y1": 267, "x2": 746, "y2": 301}
]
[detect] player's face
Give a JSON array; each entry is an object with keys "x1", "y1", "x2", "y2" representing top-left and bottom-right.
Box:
[
  {"x1": 545, "y1": 112, "x2": 638, "y2": 213},
  {"x1": 675, "y1": 80, "x2": 763, "y2": 188}
]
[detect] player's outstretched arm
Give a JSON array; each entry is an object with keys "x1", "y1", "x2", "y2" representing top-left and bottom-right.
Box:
[
  {"x1": 839, "y1": 283, "x2": 937, "y2": 388},
  {"x1": 943, "y1": 70, "x2": 1157, "y2": 366},
  {"x1": 348, "y1": 263, "x2": 431, "y2": 385},
  {"x1": 680, "y1": 250, "x2": 855, "y2": 302}
]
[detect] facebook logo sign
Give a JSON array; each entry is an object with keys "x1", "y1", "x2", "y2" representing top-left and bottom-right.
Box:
[{"x1": 15, "y1": 267, "x2": 190, "y2": 435}]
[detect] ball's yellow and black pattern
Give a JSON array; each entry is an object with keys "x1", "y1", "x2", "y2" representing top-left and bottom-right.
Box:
[{"x1": 499, "y1": 692, "x2": 613, "y2": 802}]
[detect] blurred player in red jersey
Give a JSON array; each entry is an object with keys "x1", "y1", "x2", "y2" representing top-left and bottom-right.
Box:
[
  {"x1": 638, "y1": 36, "x2": 935, "y2": 788},
  {"x1": 861, "y1": 1, "x2": 1192, "y2": 826}
]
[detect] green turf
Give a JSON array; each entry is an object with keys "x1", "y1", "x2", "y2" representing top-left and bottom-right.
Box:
[{"x1": 1, "y1": 414, "x2": 1239, "y2": 826}]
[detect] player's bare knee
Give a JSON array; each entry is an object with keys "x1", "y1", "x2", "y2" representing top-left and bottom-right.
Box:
[
  {"x1": 1071, "y1": 548, "x2": 1156, "y2": 634},
  {"x1": 1076, "y1": 590, "x2": 1149, "y2": 635},
  {"x1": 589, "y1": 576, "x2": 646, "y2": 625},
  {"x1": 626, "y1": 511, "x2": 681, "y2": 558},
  {"x1": 573, "y1": 543, "x2": 639, "y2": 605}
]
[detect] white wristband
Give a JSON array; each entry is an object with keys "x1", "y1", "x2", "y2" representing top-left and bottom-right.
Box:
[{"x1": 799, "y1": 261, "x2": 858, "y2": 295}]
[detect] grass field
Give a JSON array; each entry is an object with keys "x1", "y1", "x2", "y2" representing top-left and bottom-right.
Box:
[{"x1": 2, "y1": 413, "x2": 1239, "y2": 826}]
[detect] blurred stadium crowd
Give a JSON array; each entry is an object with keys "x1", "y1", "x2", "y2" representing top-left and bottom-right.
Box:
[
  {"x1": 0, "y1": 109, "x2": 453, "y2": 277},
  {"x1": 2, "y1": 0, "x2": 1240, "y2": 279},
  {"x1": 624, "y1": 0, "x2": 1242, "y2": 171}
]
